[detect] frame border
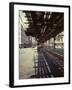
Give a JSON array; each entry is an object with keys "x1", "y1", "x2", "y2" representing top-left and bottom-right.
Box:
[{"x1": 9, "y1": 2, "x2": 70, "y2": 88}]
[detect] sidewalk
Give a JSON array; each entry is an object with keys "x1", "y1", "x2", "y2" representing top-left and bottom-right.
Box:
[{"x1": 19, "y1": 48, "x2": 36, "y2": 79}]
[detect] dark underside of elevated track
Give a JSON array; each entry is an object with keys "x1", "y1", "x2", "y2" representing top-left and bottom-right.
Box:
[{"x1": 24, "y1": 11, "x2": 64, "y2": 43}]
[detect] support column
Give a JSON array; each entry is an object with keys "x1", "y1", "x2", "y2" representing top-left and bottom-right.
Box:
[
  {"x1": 54, "y1": 37, "x2": 55, "y2": 48},
  {"x1": 48, "y1": 40, "x2": 50, "y2": 48}
]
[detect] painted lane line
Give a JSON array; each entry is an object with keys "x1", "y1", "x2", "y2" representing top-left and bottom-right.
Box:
[{"x1": 42, "y1": 53, "x2": 54, "y2": 77}]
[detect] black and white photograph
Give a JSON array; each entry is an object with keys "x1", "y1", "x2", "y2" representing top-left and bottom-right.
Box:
[
  {"x1": 19, "y1": 10, "x2": 64, "y2": 79},
  {"x1": 9, "y1": 2, "x2": 70, "y2": 87}
]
